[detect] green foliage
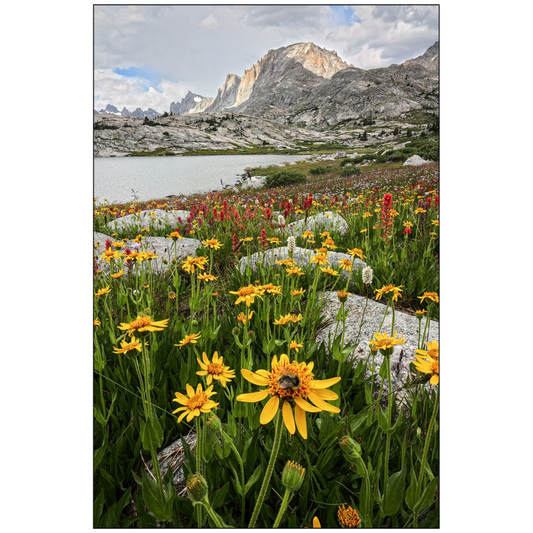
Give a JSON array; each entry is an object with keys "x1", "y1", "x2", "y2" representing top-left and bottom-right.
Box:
[
  {"x1": 308, "y1": 166, "x2": 328, "y2": 175},
  {"x1": 94, "y1": 122, "x2": 118, "y2": 130},
  {"x1": 265, "y1": 170, "x2": 307, "y2": 188}
]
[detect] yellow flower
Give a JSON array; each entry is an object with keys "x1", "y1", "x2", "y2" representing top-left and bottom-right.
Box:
[
  {"x1": 415, "y1": 340, "x2": 439, "y2": 361},
  {"x1": 94, "y1": 318, "x2": 101, "y2": 327},
  {"x1": 175, "y1": 332, "x2": 202, "y2": 349},
  {"x1": 113, "y1": 336, "x2": 143, "y2": 355},
  {"x1": 95, "y1": 286, "x2": 112, "y2": 297},
  {"x1": 363, "y1": 212, "x2": 372, "y2": 219},
  {"x1": 275, "y1": 258, "x2": 295, "y2": 266},
  {"x1": 240, "y1": 237, "x2": 254, "y2": 243},
  {"x1": 181, "y1": 256, "x2": 209, "y2": 274},
  {"x1": 312, "y1": 517, "x2": 321, "y2": 528},
  {"x1": 338, "y1": 259, "x2": 353, "y2": 271},
  {"x1": 322, "y1": 237, "x2": 337, "y2": 250},
  {"x1": 196, "y1": 352, "x2": 236, "y2": 387},
  {"x1": 369, "y1": 331, "x2": 406, "y2": 355},
  {"x1": 418, "y1": 291, "x2": 439, "y2": 304},
  {"x1": 291, "y1": 288, "x2": 306, "y2": 297},
  {"x1": 286, "y1": 266, "x2": 304, "y2": 276},
  {"x1": 431, "y1": 219, "x2": 439, "y2": 226},
  {"x1": 236, "y1": 354, "x2": 341, "y2": 439},
  {"x1": 302, "y1": 231, "x2": 315, "y2": 240},
  {"x1": 172, "y1": 383, "x2": 218, "y2": 423},
  {"x1": 337, "y1": 290, "x2": 350, "y2": 302},
  {"x1": 320, "y1": 267, "x2": 339, "y2": 276},
  {"x1": 337, "y1": 505, "x2": 361, "y2": 528},
  {"x1": 274, "y1": 314, "x2": 292, "y2": 326},
  {"x1": 413, "y1": 352, "x2": 439, "y2": 385},
  {"x1": 118, "y1": 315, "x2": 169, "y2": 336},
  {"x1": 100, "y1": 248, "x2": 122, "y2": 263},
  {"x1": 360, "y1": 229, "x2": 367, "y2": 234},
  {"x1": 201, "y1": 238, "x2": 223, "y2": 249},
  {"x1": 167, "y1": 231, "x2": 183, "y2": 241},
  {"x1": 415, "y1": 208, "x2": 427, "y2": 214},
  {"x1": 268, "y1": 237, "x2": 281, "y2": 245},
  {"x1": 198, "y1": 273, "x2": 218, "y2": 282},
  {"x1": 289, "y1": 340, "x2": 303, "y2": 353},
  {"x1": 229, "y1": 285, "x2": 264, "y2": 306},
  {"x1": 261, "y1": 283, "x2": 283, "y2": 295},
  {"x1": 415, "y1": 309, "x2": 427, "y2": 319},
  {"x1": 403, "y1": 221, "x2": 413, "y2": 228},
  {"x1": 237, "y1": 311, "x2": 254, "y2": 324},
  {"x1": 347, "y1": 247, "x2": 366, "y2": 260},
  {"x1": 374, "y1": 284, "x2": 403, "y2": 302},
  {"x1": 319, "y1": 231, "x2": 331, "y2": 239},
  {"x1": 168, "y1": 292, "x2": 176, "y2": 300},
  {"x1": 310, "y1": 252, "x2": 329, "y2": 266},
  {"x1": 111, "y1": 270, "x2": 124, "y2": 279}
]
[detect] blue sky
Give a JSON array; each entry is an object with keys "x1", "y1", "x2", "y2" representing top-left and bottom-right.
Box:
[{"x1": 94, "y1": 5, "x2": 438, "y2": 112}]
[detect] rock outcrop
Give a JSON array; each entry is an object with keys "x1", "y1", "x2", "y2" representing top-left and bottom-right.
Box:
[
  {"x1": 106, "y1": 209, "x2": 190, "y2": 233},
  {"x1": 284, "y1": 212, "x2": 349, "y2": 236}
]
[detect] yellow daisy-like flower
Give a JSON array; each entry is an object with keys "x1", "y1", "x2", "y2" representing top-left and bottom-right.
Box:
[
  {"x1": 175, "y1": 332, "x2": 202, "y2": 349},
  {"x1": 111, "y1": 270, "x2": 124, "y2": 279},
  {"x1": 337, "y1": 505, "x2": 361, "y2": 528},
  {"x1": 237, "y1": 311, "x2": 254, "y2": 324},
  {"x1": 431, "y1": 219, "x2": 439, "y2": 226},
  {"x1": 363, "y1": 212, "x2": 372, "y2": 219},
  {"x1": 289, "y1": 340, "x2": 303, "y2": 353},
  {"x1": 181, "y1": 256, "x2": 209, "y2": 274},
  {"x1": 113, "y1": 336, "x2": 143, "y2": 355},
  {"x1": 275, "y1": 258, "x2": 295, "y2": 267},
  {"x1": 111, "y1": 241, "x2": 125, "y2": 249},
  {"x1": 198, "y1": 273, "x2": 218, "y2": 282},
  {"x1": 347, "y1": 247, "x2": 366, "y2": 260},
  {"x1": 403, "y1": 221, "x2": 414, "y2": 228},
  {"x1": 360, "y1": 229, "x2": 367, "y2": 234},
  {"x1": 118, "y1": 315, "x2": 169, "y2": 336},
  {"x1": 95, "y1": 286, "x2": 112, "y2": 297},
  {"x1": 201, "y1": 238, "x2": 223, "y2": 250},
  {"x1": 261, "y1": 283, "x2": 283, "y2": 295},
  {"x1": 302, "y1": 231, "x2": 315, "y2": 240},
  {"x1": 374, "y1": 284, "x2": 403, "y2": 302},
  {"x1": 418, "y1": 291, "x2": 439, "y2": 304},
  {"x1": 415, "y1": 309, "x2": 427, "y2": 319},
  {"x1": 274, "y1": 314, "x2": 292, "y2": 326},
  {"x1": 338, "y1": 259, "x2": 353, "y2": 271},
  {"x1": 413, "y1": 353, "x2": 439, "y2": 385},
  {"x1": 240, "y1": 237, "x2": 254, "y2": 243},
  {"x1": 94, "y1": 318, "x2": 101, "y2": 327},
  {"x1": 286, "y1": 266, "x2": 304, "y2": 276},
  {"x1": 416, "y1": 340, "x2": 439, "y2": 361},
  {"x1": 168, "y1": 291, "x2": 176, "y2": 300},
  {"x1": 319, "y1": 231, "x2": 331, "y2": 239},
  {"x1": 310, "y1": 252, "x2": 329, "y2": 266},
  {"x1": 320, "y1": 267, "x2": 339, "y2": 276},
  {"x1": 167, "y1": 231, "x2": 183, "y2": 241},
  {"x1": 196, "y1": 352, "x2": 236, "y2": 387},
  {"x1": 322, "y1": 237, "x2": 337, "y2": 250},
  {"x1": 172, "y1": 383, "x2": 218, "y2": 423},
  {"x1": 236, "y1": 354, "x2": 341, "y2": 439},
  {"x1": 369, "y1": 331, "x2": 406, "y2": 356},
  {"x1": 229, "y1": 285, "x2": 265, "y2": 306},
  {"x1": 291, "y1": 288, "x2": 306, "y2": 297},
  {"x1": 415, "y1": 208, "x2": 427, "y2": 214},
  {"x1": 268, "y1": 238, "x2": 281, "y2": 245},
  {"x1": 100, "y1": 248, "x2": 122, "y2": 263}
]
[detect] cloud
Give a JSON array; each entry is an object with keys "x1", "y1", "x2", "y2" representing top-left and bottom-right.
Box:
[
  {"x1": 201, "y1": 14, "x2": 219, "y2": 30},
  {"x1": 94, "y1": 5, "x2": 438, "y2": 110}
]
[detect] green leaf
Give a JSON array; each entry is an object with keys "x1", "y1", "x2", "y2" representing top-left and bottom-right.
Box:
[
  {"x1": 244, "y1": 464, "x2": 262, "y2": 494},
  {"x1": 211, "y1": 481, "x2": 231, "y2": 510},
  {"x1": 140, "y1": 416, "x2": 163, "y2": 451},
  {"x1": 377, "y1": 406, "x2": 389, "y2": 432},
  {"x1": 94, "y1": 446, "x2": 106, "y2": 473},
  {"x1": 405, "y1": 470, "x2": 418, "y2": 510},
  {"x1": 413, "y1": 476, "x2": 438, "y2": 512},
  {"x1": 94, "y1": 405, "x2": 107, "y2": 427},
  {"x1": 94, "y1": 489, "x2": 105, "y2": 526},
  {"x1": 141, "y1": 470, "x2": 172, "y2": 522},
  {"x1": 383, "y1": 468, "x2": 406, "y2": 516}
]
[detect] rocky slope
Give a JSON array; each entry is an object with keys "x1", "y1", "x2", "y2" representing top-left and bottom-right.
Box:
[{"x1": 169, "y1": 91, "x2": 214, "y2": 115}]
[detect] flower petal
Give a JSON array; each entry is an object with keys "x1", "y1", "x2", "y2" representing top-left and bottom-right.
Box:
[
  {"x1": 177, "y1": 410, "x2": 189, "y2": 423},
  {"x1": 294, "y1": 396, "x2": 321, "y2": 412},
  {"x1": 186, "y1": 384, "x2": 195, "y2": 397},
  {"x1": 310, "y1": 388, "x2": 338, "y2": 401},
  {"x1": 308, "y1": 392, "x2": 341, "y2": 413},
  {"x1": 172, "y1": 406, "x2": 187, "y2": 414},
  {"x1": 294, "y1": 404, "x2": 308, "y2": 439},
  {"x1": 430, "y1": 374, "x2": 439, "y2": 385},
  {"x1": 310, "y1": 376, "x2": 341, "y2": 389},
  {"x1": 260, "y1": 395, "x2": 280, "y2": 425},
  {"x1": 236, "y1": 390, "x2": 270, "y2": 403},
  {"x1": 282, "y1": 401, "x2": 295, "y2": 435},
  {"x1": 202, "y1": 352, "x2": 210, "y2": 365},
  {"x1": 173, "y1": 392, "x2": 189, "y2": 405},
  {"x1": 241, "y1": 368, "x2": 269, "y2": 386}
]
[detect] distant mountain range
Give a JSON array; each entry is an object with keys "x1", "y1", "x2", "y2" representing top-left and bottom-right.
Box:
[{"x1": 95, "y1": 41, "x2": 438, "y2": 127}]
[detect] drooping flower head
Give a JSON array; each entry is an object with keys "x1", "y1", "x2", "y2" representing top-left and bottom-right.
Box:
[
  {"x1": 418, "y1": 291, "x2": 439, "y2": 304},
  {"x1": 236, "y1": 354, "x2": 341, "y2": 439}
]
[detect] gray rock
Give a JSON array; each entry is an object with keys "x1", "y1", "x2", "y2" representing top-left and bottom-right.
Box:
[
  {"x1": 317, "y1": 292, "x2": 438, "y2": 398},
  {"x1": 284, "y1": 211, "x2": 348, "y2": 236},
  {"x1": 403, "y1": 155, "x2": 430, "y2": 166},
  {"x1": 240, "y1": 176, "x2": 266, "y2": 190},
  {"x1": 94, "y1": 231, "x2": 112, "y2": 257},
  {"x1": 106, "y1": 209, "x2": 190, "y2": 233},
  {"x1": 238, "y1": 246, "x2": 366, "y2": 278},
  {"x1": 333, "y1": 151, "x2": 347, "y2": 159}
]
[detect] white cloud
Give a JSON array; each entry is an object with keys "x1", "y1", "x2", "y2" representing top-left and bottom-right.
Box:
[
  {"x1": 201, "y1": 14, "x2": 219, "y2": 30},
  {"x1": 94, "y1": 69, "x2": 190, "y2": 112}
]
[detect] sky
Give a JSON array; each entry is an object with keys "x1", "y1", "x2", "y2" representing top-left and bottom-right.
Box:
[{"x1": 94, "y1": 5, "x2": 439, "y2": 113}]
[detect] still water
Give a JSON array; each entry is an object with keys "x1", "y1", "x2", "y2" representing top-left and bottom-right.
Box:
[{"x1": 94, "y1": 154, "x2": 308, "y2": 203}]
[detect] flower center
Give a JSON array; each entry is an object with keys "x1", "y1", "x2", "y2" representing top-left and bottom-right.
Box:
[
  {"x1": 268, "y1": 361, "x2": 312, "y2": 399},
  {"x1": 239, "y1": 286, "x2": 256, "y2": 296},
  {"x1": 188, "y1": 392, "x2": 208, "y2": 410},
  {"x1": 130, "y1": 316, "x2": 152, "y2": 329},
  {"x1": 207, "y1": 363, "x2": 224, "y2": 375}
]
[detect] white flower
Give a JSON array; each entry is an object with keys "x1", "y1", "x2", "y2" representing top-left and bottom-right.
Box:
[
  {"x1": 362, "y1": 266, "x2": 373, "y2": 285},
  {"x1": 278, "y1": 214, "x2": 286, "y2": 226},
  {"x1": 287, "y1": 236, "x2": 296, "y2": 253}
]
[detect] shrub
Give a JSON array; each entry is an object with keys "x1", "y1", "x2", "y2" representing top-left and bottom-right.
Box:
[
  {"x1": 308, "y1": 166, "x2": 328, "y2": 175},
  {"x1": 340, "y1": 167, "x2": 361, "y2": 177},
  {"x1": 265, "y1": 170, "x2": 307, "y2": 189}
]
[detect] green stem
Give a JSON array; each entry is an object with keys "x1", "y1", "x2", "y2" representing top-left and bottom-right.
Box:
[
  {"x1": 195, "y1": 418, "x2": 204, "y2": 526},
  {"x1": 383, "y1": 355, "x2": 392, "y2": 492},
  {"x1": 413, "y1": 387, "x2": 439, "y2": 528},
  {"x1": 199, "y1": 498, "x2": 226, "y2": 528},
  {"x1": 248, "y1": 413, "x2": 284, "y2": 528},
  {"x1": 273, "y1": 488, "x2": 291, "y2": 528},
  {"x1": 222, "y1": 435, "x2": 246, "y2": 526}
]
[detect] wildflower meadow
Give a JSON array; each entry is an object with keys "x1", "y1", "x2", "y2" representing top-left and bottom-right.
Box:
[{"x1": 93, "y1": 162, "x2": 440, "y2": 528}]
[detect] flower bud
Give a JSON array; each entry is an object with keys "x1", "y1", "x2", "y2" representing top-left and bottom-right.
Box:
[
  {"x1": 232, "y1": 327, "x2": 241, "y2": 336},
  {"x1": 187, "y1": 473, "x2": 208, "y2": 502},
  {"x1": 162, "y1": 258, "x2": 168, "y2": 265},
  {"x1": 281, "y1": 461, "x2": 305, "y2": 492},
  {"x1": 206, "y1": 413, "x2": 222, "y2": 432},
  {"x1": 287, "y1": 235, "x2": 296, "y2": 253},
  {"x1": 339, "y1": 436, "x2": 362, "y2": 461},
  {"x1": 247, "y1": 330, "x2": 256, "y2": 342},
  {"x1": 337, "y1": 289, "x2": 349, "y2": 303}
]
